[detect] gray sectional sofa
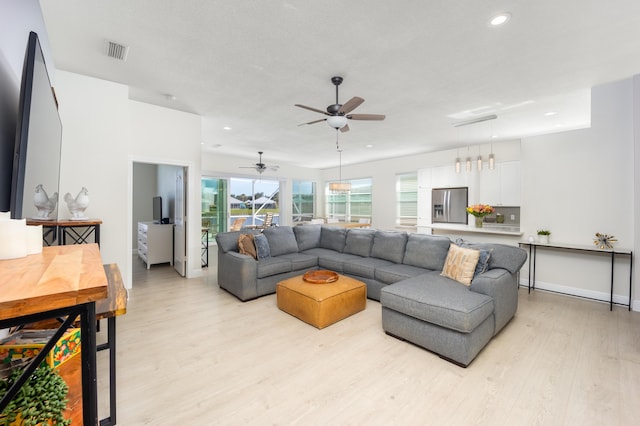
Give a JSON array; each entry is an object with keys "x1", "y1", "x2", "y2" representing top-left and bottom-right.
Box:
[{"x1": 215, "y1": 225, "x2": 527, "y2": 366}]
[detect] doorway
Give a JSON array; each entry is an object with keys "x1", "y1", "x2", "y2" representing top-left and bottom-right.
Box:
[{"x1": 131, "y1": 161, "x2": 188, "y2": 284}]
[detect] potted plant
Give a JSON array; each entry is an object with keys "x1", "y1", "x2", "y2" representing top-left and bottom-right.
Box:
[
  {"x1": 0, "y1": 362, "x2": 70, "y2": 426},
  {"x1": 466, "y1": 204, "x2": 495, "y2": 228},
  {"x1": 537, "y1": 229, "x2": 551, "y2": 244}
]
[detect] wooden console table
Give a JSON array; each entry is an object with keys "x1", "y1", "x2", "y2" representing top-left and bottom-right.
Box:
[
  {"x1": 27, "y1": 218, "x2": 102, "y2": 247},
  {"x1": 0, "y1": 244, "x2": 108, "y2": 425},
  {"x1": 519, "y1": 241, "x2": 633, "y2": 311}
]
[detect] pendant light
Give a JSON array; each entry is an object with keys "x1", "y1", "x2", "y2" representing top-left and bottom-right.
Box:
[
  {"x1": 329, "y1": 131, "x2": 351, "y2": 192},
  {"x1": 455, "y1": 149, "x2": 461, "y2": 174},
  {"x1": 477, "y1": 146, "x2": 483, "y2": 171},
  {"x1": 489, "y1": 144, "x2": 495, "y2": 170},
  {"x1": 329, "y1": 144, "x2": 351, "y2": 192},
  {"x1": 465, "y1": 146, "x2": 472, "y2": 172}
]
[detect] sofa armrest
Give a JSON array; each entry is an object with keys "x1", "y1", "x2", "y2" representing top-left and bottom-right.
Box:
[
  {"x1": 217, "y1": 250, "x2": 259, "y2": 301},
  {"x1": 470, "y1": 268, "x2": 518, "y2": 334}
]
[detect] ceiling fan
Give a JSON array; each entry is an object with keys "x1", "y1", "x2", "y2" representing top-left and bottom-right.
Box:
[
  {"x1": 240, "y1": 151, "x2": 279, "y2": 175},
  {"x1": 295, "y1": 76, "x2": 386, "y2": 133}
]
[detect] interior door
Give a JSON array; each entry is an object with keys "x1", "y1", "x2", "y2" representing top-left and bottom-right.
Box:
[{"x1": 174, "y1": 167, "x2": 187, "y2": 276}]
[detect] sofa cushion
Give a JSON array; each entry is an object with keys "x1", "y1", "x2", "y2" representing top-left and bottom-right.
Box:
[
  {"x1": 403, "y1": 234, "x2": 451, "y2": 270},
  {"x1": 344, "y1": 229, "x2": 376, "y2": 257},
  {"x1": 256, "y1": 257, "x2": 291, "y2": 278},
  {"x1": 293, "y1": 224, "x2": 322, "y2": 251},
  {"x1": 380, "y1": 273, "x2": 494, "y2": 333},
  {"x1": 371, "y1": 230, "x2": 408, "y2": 264},
  {"x1": 215, "y1": 231, "x2": 243, "y2": 253},
  {"x1": 312, "y1": 251, "x2": 362, "y2": 273},
  {"x1": 254, "y1": 234, "x2": 271, "y2": 260},
  {"x1": 320, "y1": 226, "x2": 347, "y2": 252},
  {"x1": 263, "y1": 226, "x2": 299, "y2": 257},
  {"x1": 277, "y1": 253, "x2": 318, "y2": 271},
  {"x1": 374, "y1": 264, "x2": 430, "y2": 285},
  {"x1": 343, "y1": 257, "x2": 393, "y2": 279},
  {"x1": 441, "y1": 243, "x2": 480, "y2": 286},
  {"x1": 455, "y1": 238, "x2": 492, "y2": 278}
]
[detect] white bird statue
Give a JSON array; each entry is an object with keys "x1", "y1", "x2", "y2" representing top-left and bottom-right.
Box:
[
  {"x1": 33, "y1": 184, "x2": 58, "y2": 219},
  {"x1": 64, "y1": 187, "x2": 90, "y2": 220}
]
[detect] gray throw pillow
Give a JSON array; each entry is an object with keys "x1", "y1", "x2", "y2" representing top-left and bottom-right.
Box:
[{"x1": 254, "y1": 234, "x2": 271, "y2": 260}]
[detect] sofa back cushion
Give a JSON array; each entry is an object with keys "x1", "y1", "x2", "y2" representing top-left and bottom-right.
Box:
[
  {"x1": 215, "y1": 231, "x2": 242, "y2": 253},
  {"x1": 403, "y1": 234, "x2": 451, "y2": 270},
  {"x1": 371, "y1": 230, "x2": 408, "y2": 264},
  {"x1": 344, "y1": 229, "x2": 376, "y2": 257},
  {"x1": 262, "y1": 226, "x2": 298, "y2": 257},
  {"x1": 320, "y1": 226, "x2": 347, "y2": 252},
  {"x1": 293, "y1": 224, "x2": 322, "y2": 251}
]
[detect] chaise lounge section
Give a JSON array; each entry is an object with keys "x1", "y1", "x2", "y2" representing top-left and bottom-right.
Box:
[{"x1": 215, "y1": 225, "x2": 527, "y2": 366}]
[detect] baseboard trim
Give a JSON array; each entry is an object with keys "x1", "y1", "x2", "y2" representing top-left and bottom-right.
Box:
[{"x1": 518, "y1": 278, "x2": 637, "y2": 311}]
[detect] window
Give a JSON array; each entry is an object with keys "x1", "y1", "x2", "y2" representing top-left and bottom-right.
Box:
[
  {"x1": 326, "y1": 178, "x2": 372, "y2": 222},
  {"x1": 230, "y1": 177, "x2": 280, "y2": 227},
  {"x1": 201, "y1": 177, "x2": 228, "y2": 240},
  {"x1": 396, "y1": 173, "x2": 417, "y2": 227},
  {"x1": 292, "y1": 180, "x2": 316, "y2": 222}
]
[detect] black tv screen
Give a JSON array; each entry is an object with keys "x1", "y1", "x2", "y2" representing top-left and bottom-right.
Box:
[
  {"x1": 10, "y1": 31, "x2": 62, "y2": 220},
  {"x1": 153, "y1": 196, "x2": 162, "y2": 223}
]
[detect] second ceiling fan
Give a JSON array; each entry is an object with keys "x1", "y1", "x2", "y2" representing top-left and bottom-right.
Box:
[{"x1": 295, "y1": 76, "x2": 386, "y2": 133}]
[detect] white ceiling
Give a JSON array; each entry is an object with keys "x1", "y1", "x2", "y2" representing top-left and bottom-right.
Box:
[{"x1": 40, "y1": 0, "x2": 640, "y2": 169}]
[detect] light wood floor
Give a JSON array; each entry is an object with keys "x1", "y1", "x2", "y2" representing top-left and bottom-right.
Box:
[{"x1": 96, "y1": 250, "x2": 640, "y2": 425}]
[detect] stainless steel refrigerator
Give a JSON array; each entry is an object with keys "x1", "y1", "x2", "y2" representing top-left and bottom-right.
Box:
[{"x1": 432, "y1": 187, "x2": 468, "y2": 224}]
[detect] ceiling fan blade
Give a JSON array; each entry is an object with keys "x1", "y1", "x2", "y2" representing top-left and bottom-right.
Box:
[
  {"x1": 298, "y1": 118, "x2": 326, "y2": 126},
  {"x1": 347, "y1": 113, "x2": 386, "y2": 121},
  {"x1": 340, "y1": 124, "x2": 350, "y2": 133},
  {"x1": 339, "y1": 96, "x2": 364, "y2": 114},
  {"x1": 295, "y1": 104, "x2": 330, "y2": 115}
]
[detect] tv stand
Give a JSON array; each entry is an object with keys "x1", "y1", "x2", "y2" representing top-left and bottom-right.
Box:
[{"x1": 137, "y1": 222, "x2": 173, "y2": 269}]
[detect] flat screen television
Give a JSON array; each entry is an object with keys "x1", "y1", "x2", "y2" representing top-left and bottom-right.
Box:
[
  {"x1": 153, "y1": 196, "x2": 162, "y2": 224},
  {"x1": 10, "y1": 31, "x2": 62, "y2": 220}
]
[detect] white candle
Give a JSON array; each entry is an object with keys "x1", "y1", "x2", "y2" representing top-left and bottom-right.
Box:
[
  {"x1": 0, "y1": 218, "x2": 28, "y2": 260},
  {"x1": 26, "y1": 224, "x2": 43, "y2": 255}
]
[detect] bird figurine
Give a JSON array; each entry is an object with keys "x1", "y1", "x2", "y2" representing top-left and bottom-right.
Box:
[
  {"x1": 33, "y1": 184, "x2": 58, "y2": 219},
  {"x1": 64, "y1": 187, "x2": 90, "y2": 220}
]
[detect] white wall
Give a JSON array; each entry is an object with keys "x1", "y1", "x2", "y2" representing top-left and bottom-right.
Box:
[{"x1": 55, "y1": 71, "x2": 203, "y2": 288}]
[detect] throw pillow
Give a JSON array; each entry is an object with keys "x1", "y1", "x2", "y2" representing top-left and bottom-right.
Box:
[
  {"x1": 237, "y1": 233, "x2": 257, "y2": 260},
  {"x1": 455, "y1": 238, "x2": 492, "y2": 278},
  {"x1": 441, "y1": 243, "x2": 480, "y2": 286},
  {"x1": 254, "y1": 234, "x2": 271, "y2": 260}
]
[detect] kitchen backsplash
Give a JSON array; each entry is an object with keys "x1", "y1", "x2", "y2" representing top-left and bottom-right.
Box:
[{"x1": 482, "y1": 206, "x2": 520, "y2": 225}]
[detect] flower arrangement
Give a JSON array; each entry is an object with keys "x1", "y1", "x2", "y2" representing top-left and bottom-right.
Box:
[{"x1": 466, "y1": 204, "x2": 495, "y2": 217}]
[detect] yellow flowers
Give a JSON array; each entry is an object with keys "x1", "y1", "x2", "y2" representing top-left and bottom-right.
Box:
[{"x1": 466, "y1": 204, "x2": 495, "y2": 217}]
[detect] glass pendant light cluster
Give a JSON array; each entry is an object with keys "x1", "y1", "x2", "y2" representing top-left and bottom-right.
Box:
[{"x1": 456, "y1": 144, "x2": 496, "y2": 173}]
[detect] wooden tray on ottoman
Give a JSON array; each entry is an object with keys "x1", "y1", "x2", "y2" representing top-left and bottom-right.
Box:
[
  {"x1": 303, "y1": 270, "x2": 338, "y2": 284},
  {"x1": 276, "y1": 274, "x2": 366, "y2": 329}
]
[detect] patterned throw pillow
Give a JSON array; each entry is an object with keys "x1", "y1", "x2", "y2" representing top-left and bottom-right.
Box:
[
  {"x1": 237, "y1": 234, "x2": 257, "y2": 260},
  {"x1": 254, "y1": 234, "x2": 271, "y2": 260},
  {"x1": 441, "y1": 243, "x2": 480, "y2": 286},
  {"x1": 454, "y1": 238, "x2": 492, "y2": 277}
]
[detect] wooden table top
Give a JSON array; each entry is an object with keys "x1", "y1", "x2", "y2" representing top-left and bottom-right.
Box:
[
  {"x1": 26, "y1": 219, "x2": 103, "y2": 226},
  {"x1": 96, "y1": 263, "x2": 127, "y2": 319},
  {"x1": 0, "y1": 244, "x2": 108, "y2": 321}
]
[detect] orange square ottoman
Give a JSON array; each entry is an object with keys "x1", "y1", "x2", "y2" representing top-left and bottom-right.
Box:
[{"x1": 276, "y1": 274, "x2": 366, "y2": 329}]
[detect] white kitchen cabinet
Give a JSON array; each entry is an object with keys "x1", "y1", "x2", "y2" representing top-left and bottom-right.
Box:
[
  {"x1": 138, "y1": 222, "x2": 173, "y2": 269},
  {"x1": 431, "y1": 165, "x2": 466, "y2": 188},
  {"x1": 477, "y1": 161, "x2": 521, "y2": 206}
]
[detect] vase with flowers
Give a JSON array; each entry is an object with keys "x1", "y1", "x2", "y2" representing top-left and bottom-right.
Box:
[{"x1": 466, "y1": 204, "x2": 495, "y2": 228}]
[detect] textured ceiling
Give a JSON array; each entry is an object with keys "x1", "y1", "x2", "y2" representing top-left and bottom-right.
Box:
[{"x1": 40, "y1": 0, "x2": 640, "y2": 168}]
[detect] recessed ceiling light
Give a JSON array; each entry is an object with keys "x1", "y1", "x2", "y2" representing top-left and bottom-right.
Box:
[
  {"x1": 490, "y1": 13, "x2": 511, "y2": 26},
  {"x1": 223, "y1": 126, "x2": 232, "y2": 131},
  {"x1": 366, "y1": 144, "x2": 373, "y2": 148},
  {"x1": 544, "y1": 111, "x2": 557, "y2": 116}
]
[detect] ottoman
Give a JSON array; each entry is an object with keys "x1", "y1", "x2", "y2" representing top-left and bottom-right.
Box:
[{"x1": 276, "y1": 274, "x2": 366, "y2": 329}]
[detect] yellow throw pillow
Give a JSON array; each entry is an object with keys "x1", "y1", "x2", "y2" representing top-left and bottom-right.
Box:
[
  {"x1": 238, "y1": 233, "x2": 257, "y2": 260},
  {"x1": 441, "y1": 243, "x2": 480, "y2": 286}
]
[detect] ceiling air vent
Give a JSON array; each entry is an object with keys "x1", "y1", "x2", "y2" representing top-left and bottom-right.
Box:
[{"x1": 105, "y1": 40, "x2": 129, "y2": 61}]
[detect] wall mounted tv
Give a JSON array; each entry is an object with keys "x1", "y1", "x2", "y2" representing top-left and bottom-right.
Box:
[{"x1": 10, "y1": 31, "x2": 62, "y2": 220}]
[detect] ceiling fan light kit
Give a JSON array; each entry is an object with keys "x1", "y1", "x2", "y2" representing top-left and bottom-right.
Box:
[{"x1": 296, "y1": 76, "x2": 385, "y2": 134}]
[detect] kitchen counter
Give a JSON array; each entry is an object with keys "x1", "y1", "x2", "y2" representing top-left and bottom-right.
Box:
[{"x1": 425, "y1": 223, "x2": 523, "y2": 236}]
